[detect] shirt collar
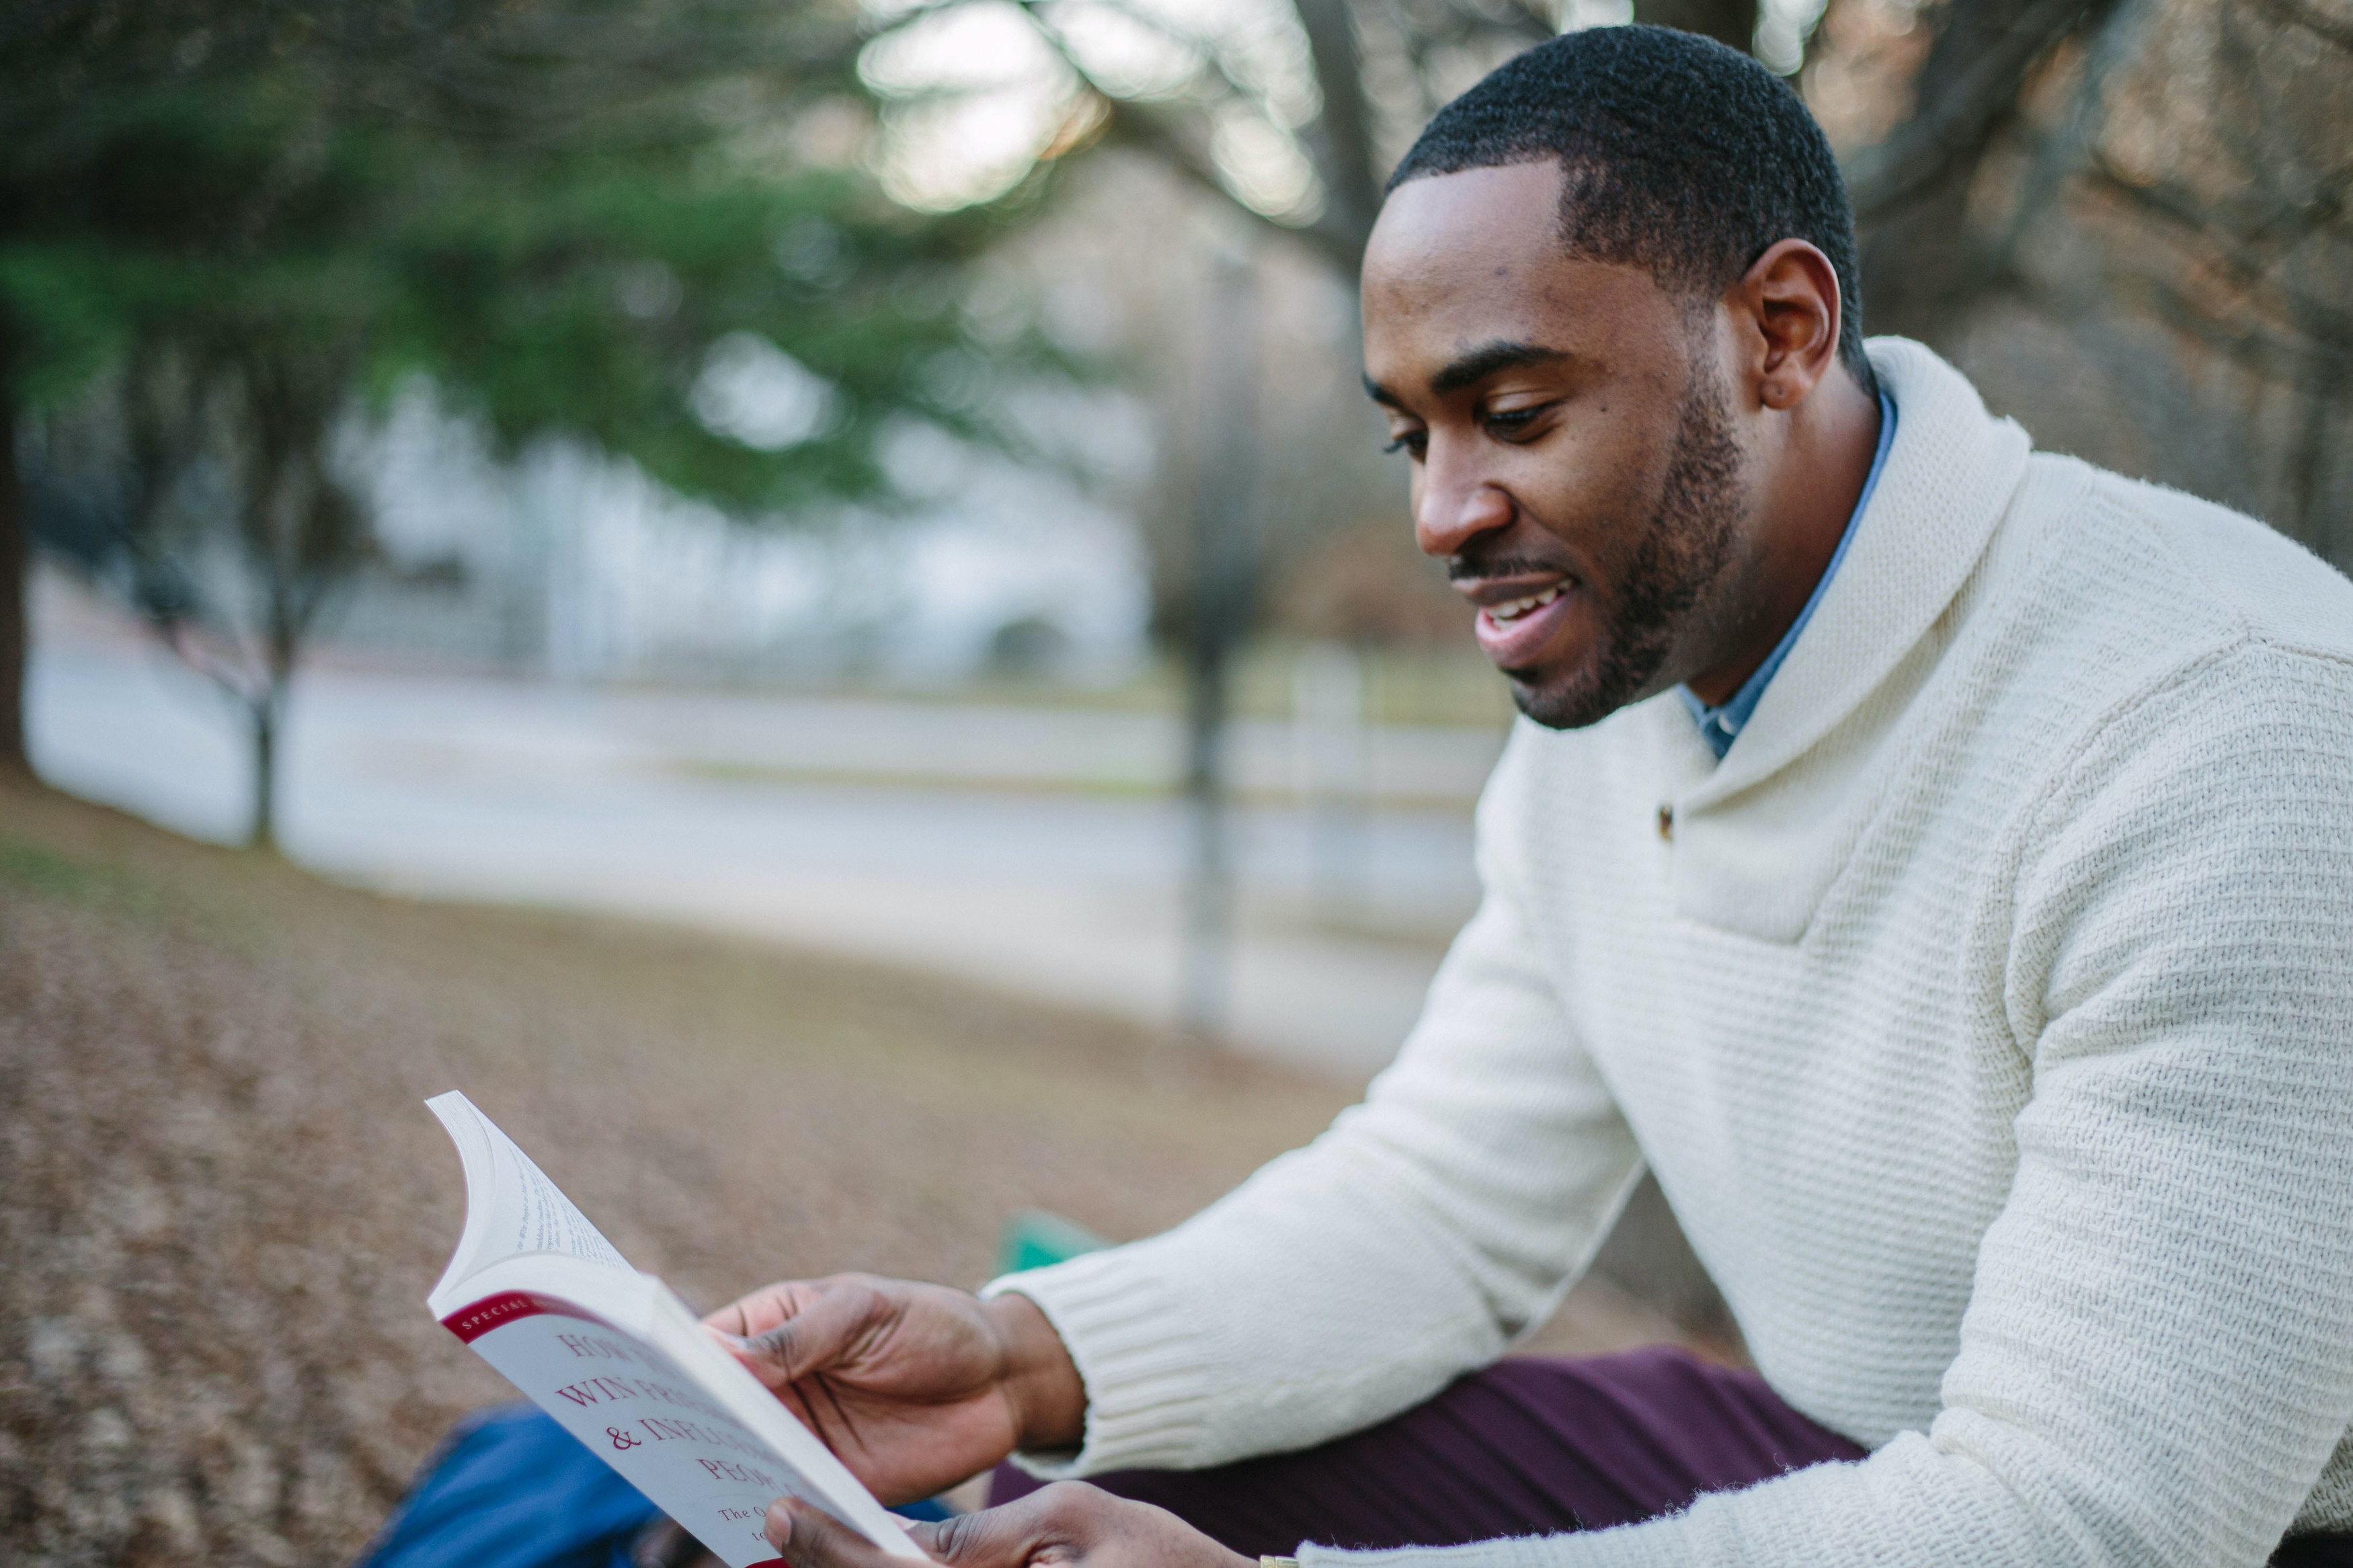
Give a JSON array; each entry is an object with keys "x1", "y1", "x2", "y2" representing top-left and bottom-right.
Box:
[{"x1": 1680, "y1": 386, "x2": 1898, "y2": 759}]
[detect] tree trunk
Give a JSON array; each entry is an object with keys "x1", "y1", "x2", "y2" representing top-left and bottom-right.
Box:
[
  {"x1": 1176, "y1": 246, "x2": 1263, "y2": 1042},
  {"x1": 1179, "y1": 623, "x2": 1234, "y2": 1039},
  {"x1": 1291, "y1": 0, "x2": 1385, "y2": 263},
  {"x1": 1634, "y1": 0, "x2": 1757, "y2": 53},
  {"x1": 247, "y1": 685, "x2": 282, "y2": 852},
  {"x1": 0, "y1": 368, "x2": 27, "y2": 777}
]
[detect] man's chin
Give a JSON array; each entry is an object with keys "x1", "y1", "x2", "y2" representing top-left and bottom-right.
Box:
[
  {"x1": 1502, "y1": 667, "x2": 1616, "y2": 731},
  {"x1": 1500, "y1": 647, "x2": 1663, "y2": 731}
]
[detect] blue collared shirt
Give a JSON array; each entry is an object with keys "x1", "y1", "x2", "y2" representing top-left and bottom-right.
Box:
[{"x1": 1680, "y1": 388, "x2": 1897, "y2": 758}]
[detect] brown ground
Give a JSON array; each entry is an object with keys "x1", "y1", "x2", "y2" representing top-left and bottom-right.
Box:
[{"x1": 0, "y1": 777, "x2": 1695, "y2": 1567}]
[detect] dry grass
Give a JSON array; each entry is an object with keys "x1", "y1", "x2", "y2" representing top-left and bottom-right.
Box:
[{"x1": 0, "y1": 776, "x2": 1688, "y2": 1567}]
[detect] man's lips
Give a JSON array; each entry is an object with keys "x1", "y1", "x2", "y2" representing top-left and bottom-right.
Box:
[{"x1": 1460, "y1": 575, "x2": 1579, "y2": 667}]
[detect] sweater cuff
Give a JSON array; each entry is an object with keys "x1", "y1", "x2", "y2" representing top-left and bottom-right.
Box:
[
  {"x1": 1300, "y1": 1528, "x2": 1676, "y2": 1568},
  {"x1": 979, "y1": 1249, "x2": 1213, "y2": 1477}
]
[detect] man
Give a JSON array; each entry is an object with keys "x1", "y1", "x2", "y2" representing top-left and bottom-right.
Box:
[{"x1": 716, "y1": 26, "x2": 2353, "y2": 1568}]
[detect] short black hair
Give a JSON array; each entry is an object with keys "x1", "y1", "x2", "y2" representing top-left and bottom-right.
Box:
[{"x1": 1389, "y1": 25, "x2": 1873, "y2": 386}]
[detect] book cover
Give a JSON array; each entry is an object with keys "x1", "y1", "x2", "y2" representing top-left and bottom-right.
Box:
[{"x1": 424, "y1": 1091, "x2": 928, "y2": 1567}]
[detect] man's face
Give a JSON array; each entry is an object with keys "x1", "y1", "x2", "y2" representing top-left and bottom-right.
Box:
[{"x1": 1361, "y1": 161, "x2": 1753, "y2": 729}]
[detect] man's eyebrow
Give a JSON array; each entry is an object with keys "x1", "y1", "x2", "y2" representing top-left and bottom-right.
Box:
[
  {"x1": 1362, "y1": 341, "x2": 1571, "y2": 408},
  {"x1": 1429, "y1": 340, "x2": 1570, "y2": 397}
]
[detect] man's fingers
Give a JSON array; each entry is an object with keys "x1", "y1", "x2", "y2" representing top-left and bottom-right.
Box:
[
  {"x1": 745, "y1": 1287, "x2": 874, "y2": 1385},
  {"x1": 704, "y1": 1282, "x2": 806, "y2": 1340},
  {"x1": 712, "y1": 1280, "x2": 885, "y2": 1391},
  {"x1": 766, "y1": 1498, "x2": 910, "y2": 1568}
]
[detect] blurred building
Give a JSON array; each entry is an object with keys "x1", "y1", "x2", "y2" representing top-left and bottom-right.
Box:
[{"x1": 335, "y1": 382, "x2": 1154, "y2": 687}]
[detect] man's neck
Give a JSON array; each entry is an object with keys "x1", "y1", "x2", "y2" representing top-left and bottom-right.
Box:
[{"x1": 1683, "y1": 370, "x2": 1885, "y2": 709}]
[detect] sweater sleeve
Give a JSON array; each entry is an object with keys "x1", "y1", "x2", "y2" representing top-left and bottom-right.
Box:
[
  {"x1": 1304, "y1": 644, "x2": 2353, "y2": 1568},
  {"x1": 981, "y1": 729, "x2": 1645, "y2": 1477}
]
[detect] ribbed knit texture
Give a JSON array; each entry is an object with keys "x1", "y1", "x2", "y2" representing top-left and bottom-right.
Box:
[{"x1": 986, "y1": 341, "x2": 2353, "y2": 1566}]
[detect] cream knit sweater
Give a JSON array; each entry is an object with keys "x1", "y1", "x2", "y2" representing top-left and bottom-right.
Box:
[{"x1": 986, "y1": 341, "x2": 2353, "y2": 1567}]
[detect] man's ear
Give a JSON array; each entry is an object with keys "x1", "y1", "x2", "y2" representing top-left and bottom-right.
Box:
[{"x1": 1729, "y1": 239, "x2": 1844, "y2": 413}]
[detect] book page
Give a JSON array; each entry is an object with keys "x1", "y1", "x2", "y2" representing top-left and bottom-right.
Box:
[
  {"x1": 499, "y1": 1130, "x2": 629, "y2": 1268},
  {"x1": 427, "y1": 1091, "x2": 629, "y2": 1286}
]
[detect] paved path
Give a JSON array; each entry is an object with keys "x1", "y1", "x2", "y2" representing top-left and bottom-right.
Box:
[{"x1": 26, "y1": 598, "x2": 1502, "y2": 1074}]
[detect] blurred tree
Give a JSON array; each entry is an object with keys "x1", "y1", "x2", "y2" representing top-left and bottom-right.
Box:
[
  {"x1": 1024, "y1": 0, "x2": 1755, "y2": 278},
  {"x1": 1813, "y1": 0, "x2": 2351, "y2": 556},
  {"x1": 1203, "y1": 2, "x2": 1771, "y2": 266},
  {"x1": 104, "y1": 336, "x2": 374, "y2": 856},
  {"x1": 1, "y1": 1, "x2": 1066, "y2": 841}
]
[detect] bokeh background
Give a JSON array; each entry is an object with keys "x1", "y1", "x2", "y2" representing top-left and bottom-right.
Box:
[{"x1": 1, "y1": 0, "x2": 2346, "y2": 1561}]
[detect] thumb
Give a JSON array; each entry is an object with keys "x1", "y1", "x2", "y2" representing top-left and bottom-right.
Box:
[
  {"x1": 766, "y1": 1498, "x2": 909, "y2": 1568},
  {"x1": 906, "y1": 1503, "x2": 1055, "y2": 1568}
]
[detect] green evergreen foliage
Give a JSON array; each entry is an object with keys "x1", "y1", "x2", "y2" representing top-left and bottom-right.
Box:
[
  {"x1": 1, "y1": 2, "x2": 1064, "y2": 508},
  {"x1": 0, "y1": 0, "x2": 1076, "y2": 833}
]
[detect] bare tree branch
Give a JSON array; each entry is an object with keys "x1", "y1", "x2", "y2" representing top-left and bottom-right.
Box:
[
  {"x1": 1981, "y1": 0, "x2": 2149, "y2": 275},
  {"x1": 2247, "y1": 0, "x2": 2353, "y2": 53},
  {"x1": 1847, "y1": 0, "x2": 2118, "y2": 221},
  {"x1": 1091, "y1": 94, "x2": 1368, "y2": 271},
  {"x1": 153, "y1": 613, "x2": 268, "y2": 711},
  {"x1": 2082, "y1": 161, "x2": 2353, "y2": 351},
  {"x1": 998, "y1": 0, "x2": 1271, "y2": 133}
]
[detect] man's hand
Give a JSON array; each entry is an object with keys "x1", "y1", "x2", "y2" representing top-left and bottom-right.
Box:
[
  {"x1": 766, "y1": 1485, "x2": 1257, "y2": 1568},
  {"x1": 704, "y1": 1275, "x2": 1085, "y2": 1503}
]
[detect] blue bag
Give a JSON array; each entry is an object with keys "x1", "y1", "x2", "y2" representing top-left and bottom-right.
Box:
[{"x1": 354, "y1": 1404, "x2": 951, "y2": 1568}]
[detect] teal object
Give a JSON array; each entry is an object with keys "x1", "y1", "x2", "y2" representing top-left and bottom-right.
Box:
[{"x1": 998, "y1": 1209, "x2": 1109, "y2": 1274}]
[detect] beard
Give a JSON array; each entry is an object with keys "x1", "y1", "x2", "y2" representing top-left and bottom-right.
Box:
[{"x1": 1508, "y1": 355, "x2": 1744, "y2": 731}]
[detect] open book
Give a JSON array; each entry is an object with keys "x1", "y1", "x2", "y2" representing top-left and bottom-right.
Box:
[{"x1": 425, "y1": 1091, "x2": 927, "y2": 1567}]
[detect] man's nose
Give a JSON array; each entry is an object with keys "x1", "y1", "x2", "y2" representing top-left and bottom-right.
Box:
[{"x1": 1414, "y1": 453, "x2": 1515, "y2": 559}]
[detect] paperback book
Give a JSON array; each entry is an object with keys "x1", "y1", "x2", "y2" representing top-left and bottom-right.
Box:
[{"x1": 424, "y1": 1091, "x2": 926, "y2": 1567}]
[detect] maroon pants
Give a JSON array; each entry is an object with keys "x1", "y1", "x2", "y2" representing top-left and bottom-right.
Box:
[
  {"x1": 989, "y1": 1346, "x2": 2353, "y2": 1565},
  {"x1": 988, "y1": 1347, "x2": 1859, "y2": 1555}
]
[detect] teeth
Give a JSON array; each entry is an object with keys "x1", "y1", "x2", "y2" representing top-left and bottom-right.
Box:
[{"x1": 1488, "y1": 585, "x2": 1562, "y2": 622}]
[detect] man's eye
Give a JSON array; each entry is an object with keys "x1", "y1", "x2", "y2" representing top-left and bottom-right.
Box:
[
  {"x1": 1382, "y1": 430, "x2": 1427, "y2": 458},
  {"x1": 1484, "y1": 407, "x2": 1544, "y2": 438}
]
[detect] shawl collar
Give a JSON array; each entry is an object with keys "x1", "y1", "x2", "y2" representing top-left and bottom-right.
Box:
[{"x1": 1679, "y1": 339, "x2": 2031, "y2": 813}]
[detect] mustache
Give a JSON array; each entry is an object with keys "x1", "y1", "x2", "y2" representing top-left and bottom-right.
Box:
[{"x1": 1447, "y1": 549, "x2": 1574, "y2": 582}]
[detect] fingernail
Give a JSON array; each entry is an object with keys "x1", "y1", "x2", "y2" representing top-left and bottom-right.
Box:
[{"x1": 766, "y1": 1498, "x2": 793, "y2": 1546}]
